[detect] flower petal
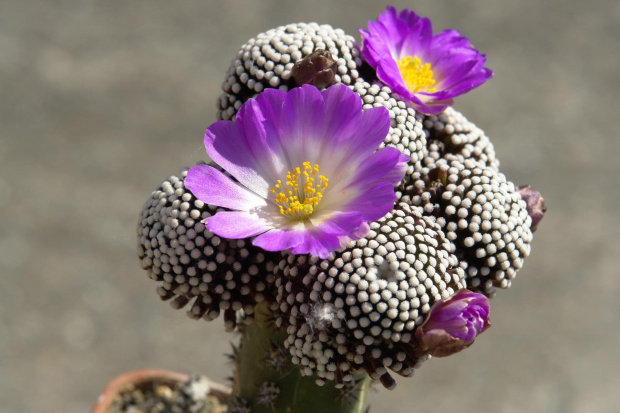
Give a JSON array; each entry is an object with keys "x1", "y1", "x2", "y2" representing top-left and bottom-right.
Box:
[
  {"x1": 347, "y1": 181, "x2": 398, "y2": 222},
  {"x1": 348, "y1": 146, "x2": 407, "y2": 189},
  {"x1": 395, "y1": 12, "x2": 432, "y2": 58},
  {"x1": 317, "y1": 147, "x2": 406, "y2": 217},
  {"x1": 253, "y1": 228, "x2": 305, "y2": 253},
  {"x1": 291, "y1": 229, "x2": 341, "y2": 259},
  {"x1": 317, "y1": 105, "x2": 391, "y2": 184},
  {"x1": 207, "y1": 211, "x2": 271, "y2": 239},
  {"x1": 185, "y1": 164, "x2": 267, "y2": 211},
  {"x1": 204, "y1": 120, "x2": 271, "y2": 197},
  {"x1": 375, "y1": 58, "x2": 412, "y2": 98},
  {"x1": 311, "y1": 211, "x2": 365, "y2": 240},
  {"x1": 320, "y1": 84, "x2": 363, "y2": 147},
  {"x1": 237, "y1": 89, "x2": 289, "y2": 182},
  {"x1": 346, "y1": 106, "x2": 391, "y2": 161},
  {"x1": 205, "y1": 88, "x2": 295, "y2": 198},
  {"x1": 279, "y1": 84, "x2": 326, "y2": 167}
]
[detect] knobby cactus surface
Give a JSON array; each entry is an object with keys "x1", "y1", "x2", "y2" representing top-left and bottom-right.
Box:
[{"x1": 136, "y1": 7, "x2": 545, "y2": 412}]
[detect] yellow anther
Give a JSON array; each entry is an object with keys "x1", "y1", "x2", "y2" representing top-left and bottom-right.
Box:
[
  {"x1": 397, "y1": 55, "x2": 437, "y2": 94},
  {"x1": 269, "y1": 161, "x2": 329, "y2": 220}
]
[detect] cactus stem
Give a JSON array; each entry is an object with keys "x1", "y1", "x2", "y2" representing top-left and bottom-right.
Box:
[{"x1": 232, "y1": 302, "x2": 370, "y2": 413}]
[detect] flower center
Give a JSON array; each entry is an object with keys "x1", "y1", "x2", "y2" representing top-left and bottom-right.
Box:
[
  {"x1": 270, "y1": 161, "x2": 329, "y2": 220},
  {"x1": 397, "y1": 55, "x2": 437, "y2": 94}
]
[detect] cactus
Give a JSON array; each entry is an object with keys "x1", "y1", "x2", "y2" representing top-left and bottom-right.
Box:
[
  {"x1": 232, "y1": 303, "x2": 370, "y2": 413},
  {"x1": 134, "y1": 7, "x2": 545, "y2": 413}
]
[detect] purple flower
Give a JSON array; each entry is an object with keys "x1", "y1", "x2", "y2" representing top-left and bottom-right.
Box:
[
  {"x1": 185, "y1": 84, "x2": 408, "y2": 259},
  {"x1": 359, "y1": 6, "x2": 493, "y2": 115},
  {"x1": 415, "y1": 289, "x2": 490, "y2": 357}
]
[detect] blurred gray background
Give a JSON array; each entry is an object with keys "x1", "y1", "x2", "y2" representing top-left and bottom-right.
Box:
[{"x1": 1, "y1": 0, "x2": 618, "y2": 412}]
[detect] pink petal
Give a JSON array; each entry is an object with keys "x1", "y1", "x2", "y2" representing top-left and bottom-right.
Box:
[
  {"x1": 290, "y1": 231, "x2": 335, "y2": 259},
  {"x1": 185, "y1": 164, "x2": 266, "y2": 211},
  {"x1": 204, "y1": 121, "x2": 271, "y2": 197},
  {"x1": 207, "y1": 211, "x2": 270, "y2": 239},
  {"x1": 321, "y1": 84, "x2": 362, "y2": 147},
  {"x1": 253, "y1": 228, "x2": 305, "y2": 252},
  {"x1": 279, "y1": 85, "x2": 326, "y2": 167}
]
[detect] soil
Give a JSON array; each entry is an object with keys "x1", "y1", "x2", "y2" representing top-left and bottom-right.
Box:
[{"x1": 107, "y1": 375, "x2": 227, "y2": 413}]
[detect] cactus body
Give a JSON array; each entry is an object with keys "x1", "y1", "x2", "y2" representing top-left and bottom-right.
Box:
[{"x1": 234, "y1": 303, "x2": 370, "y2": 413}]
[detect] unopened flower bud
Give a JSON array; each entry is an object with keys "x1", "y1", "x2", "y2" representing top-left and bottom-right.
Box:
[
  {"x1": 291, "y1": 49, "x2": 337, "y2": 89},
  {"x1": 517, "y1": 185, "x2": 546, "y2": 232},
  {"x1": 415, "y1": 289, "x2": 490, "y2": 358}
]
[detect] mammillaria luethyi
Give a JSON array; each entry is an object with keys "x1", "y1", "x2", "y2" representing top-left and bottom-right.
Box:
[{"x1": 137, "y1": 7, "x2": 544, "y2": 411}]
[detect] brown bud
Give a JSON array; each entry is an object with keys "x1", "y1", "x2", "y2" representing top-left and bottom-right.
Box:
[
  {"x1": 517, "y1": 185, "x2": 546, "y2": 232},
  {"x1": 291, "y1": 49, "x2": 337, "y2": 89}
]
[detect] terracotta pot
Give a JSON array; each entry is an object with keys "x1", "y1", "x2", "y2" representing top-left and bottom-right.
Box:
[{"x1": 90, "y1": 369, "x2": 231, "y2": 413}]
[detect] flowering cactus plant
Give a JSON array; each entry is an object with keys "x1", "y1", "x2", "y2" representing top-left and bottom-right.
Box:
[{"x1": 134, "y1": 6, "x2": 545, "y2": 413}]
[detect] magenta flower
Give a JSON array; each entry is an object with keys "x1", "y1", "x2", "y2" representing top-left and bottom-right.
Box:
[
  {"x1": 359, "y1": 6, "x2": 493, "y2": 115},
  {"x1": 185, "y1": 84, "x2": 408, "y2": 259},
  {"x1": 415, "y1": 289, "x2": 490, "y2": 357}
]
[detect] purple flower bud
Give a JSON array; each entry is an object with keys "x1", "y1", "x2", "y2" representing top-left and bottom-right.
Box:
[
  {"x1": 517, "y1": 185, "x2": 547, "y2": 232},
  {"x1": 415, "y1": 289, "x2": 490, "y2": 358},
  {"x1": 291, "y1": 49, "x2": 337, "y2": 89}
]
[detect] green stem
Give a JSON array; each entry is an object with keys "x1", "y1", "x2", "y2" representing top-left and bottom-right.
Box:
[{"x1": 232, "y1": 303, "x2": 370, "y2": 413}]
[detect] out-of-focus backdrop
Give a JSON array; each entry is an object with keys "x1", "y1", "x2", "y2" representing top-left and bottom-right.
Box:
[{"x1": 1, "y1": 0, "x2": 618, "y2": 412}]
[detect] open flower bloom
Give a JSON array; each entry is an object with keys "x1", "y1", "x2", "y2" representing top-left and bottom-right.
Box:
[
  {"x1": 359, "y1": 6, "x2": 493, "y2": 115},
  {"x1": 185, "y1": 84, "x2": 408, "y2": 258},
  {"x1": 415, "y1": 289, "x2": 490, "y2": 357}
]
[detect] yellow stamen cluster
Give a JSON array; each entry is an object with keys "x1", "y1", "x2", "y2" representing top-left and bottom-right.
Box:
[
  {"x1": 269, "y1": 161, "x2": 329, "y2": 219},
  {"x1": 397, "y1": 55, "x2": 437, "y2": 94}
]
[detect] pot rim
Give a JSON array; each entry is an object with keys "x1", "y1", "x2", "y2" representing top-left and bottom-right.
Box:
[{"x1": 90, "y1": 368, "x2": 231, "y2": 413}]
